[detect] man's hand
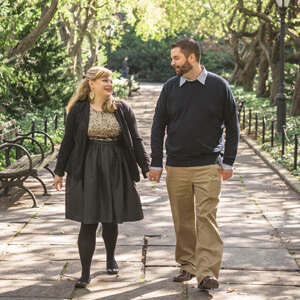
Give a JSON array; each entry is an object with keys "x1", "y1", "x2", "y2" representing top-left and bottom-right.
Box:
[
  {"x1": 54, "y1": 175, "x2": 63, "y2": 191},
  {"x1": 220, "y1": 169, "x2": 233, "y2": 181},
  {"x1": 149, "y1": 169, "x2": 163, "y2": 183}
]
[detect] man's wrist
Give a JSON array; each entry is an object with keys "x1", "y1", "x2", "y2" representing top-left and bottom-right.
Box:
[
  {"x1": 222, "y1": 164, "x2": 233, "y2": 170},
  {"x1": 150, "y1": 167, "x2": 163, "y2": 171}
]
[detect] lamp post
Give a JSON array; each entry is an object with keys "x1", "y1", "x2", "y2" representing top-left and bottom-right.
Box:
[
  {"x1": 275, "y1": 0, "x2": 290, "y2": 133},
  {"x1": 106, "y1": 25, "x2": 115, "y2": 69}
]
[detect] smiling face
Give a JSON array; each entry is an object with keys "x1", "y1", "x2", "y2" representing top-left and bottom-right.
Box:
[
  {"x1": 89, "y1": 76, "x2": 113, "y2": 99},
  {"x1": 171, "y1": 47, "x2": 193, "y2": 76}
]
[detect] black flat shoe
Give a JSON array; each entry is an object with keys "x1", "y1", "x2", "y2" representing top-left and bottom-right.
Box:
[
  {"x1": 107, "y1": 259, "x2": 119, "y2": 275},
  {"x1": 107, "y1": 267, "x2": 119, "y2": 275},
  {"x1": 75, "y1": 278, "x2": 90, "y2": 288}
]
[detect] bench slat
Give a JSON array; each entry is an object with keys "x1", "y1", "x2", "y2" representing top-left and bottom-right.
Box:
[
  {"x1": 0, "y1": 120, "x2": 16, "y2": 131},
  {"x1": 0, "y1": 128, "x2": 20, "y2": 142},
  {"x1": 35, "y1": 151, "x2": 58, "y2": 170},
  {"x1": 0, "y1": 154, "x2": 42, "y2": 173},
  {"x1": 0, "y1": 150, "x2": 57, "y2": 176}
]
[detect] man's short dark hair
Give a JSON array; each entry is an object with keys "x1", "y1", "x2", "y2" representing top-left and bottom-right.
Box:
[{"x1": 171, "y1": 38, "x2": 201, "y2": 62}]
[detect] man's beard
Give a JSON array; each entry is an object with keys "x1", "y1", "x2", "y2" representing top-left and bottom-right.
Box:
[{"x1": 174, "y1": 59, "x2": 193, "y2": 76}]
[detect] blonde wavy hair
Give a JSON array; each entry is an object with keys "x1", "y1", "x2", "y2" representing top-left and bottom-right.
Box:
[{"x1": 66, "y1": 66, "x2": 116, "y2": 113}]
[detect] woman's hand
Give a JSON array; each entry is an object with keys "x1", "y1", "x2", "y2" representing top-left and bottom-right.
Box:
[
  {"x1": 146, "y1": 171, "x2": 151, "y2": 181},
  {"x1": 54, "y1": 175, "x2": 63, "y2": 191}
]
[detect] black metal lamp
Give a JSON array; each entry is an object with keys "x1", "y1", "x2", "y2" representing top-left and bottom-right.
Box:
[
  {"x1": 106, "y1": 25, "x2": 115, "y2": 69},
  {"x1": 275, "y1": 0, "x2": 290, "y2": 133}
]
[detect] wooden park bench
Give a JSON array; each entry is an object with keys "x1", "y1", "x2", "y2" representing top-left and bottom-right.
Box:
[{"x1": 0, "y1": 119, "x2": 57, "y2": 207}]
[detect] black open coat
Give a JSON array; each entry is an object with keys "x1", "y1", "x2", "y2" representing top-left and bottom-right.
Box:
[{"x1": 54, "y1": 100, "x2": 150, "y2": 182}]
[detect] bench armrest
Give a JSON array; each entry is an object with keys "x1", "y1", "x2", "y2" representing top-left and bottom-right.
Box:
[
  {"x1": 0, "y1": 143, "x2": 33, "y2": 175},
  {"x1": 18, "y1": 131, "x2": 55, "y2": 154},
  {"x1": 5, "y1": 136, "x2": 45, "y2": 162}
]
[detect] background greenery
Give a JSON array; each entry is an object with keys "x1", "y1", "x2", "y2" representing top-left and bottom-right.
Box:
[
  {"x1": 233, "y1": 85, "x2": 300, "y2": 177},
  {"x1": 110, "y1": 26, "x2": 235, "y2": 82},
  {"x1": 0, "y1": 0, "x2": 298, "y2": 177}
]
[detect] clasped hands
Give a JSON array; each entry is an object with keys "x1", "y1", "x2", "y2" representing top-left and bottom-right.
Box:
[
  {"x1": 146, "y1": 168, "x2": 233, "y2": 183},
  {"x1": 54, "y1": 167, "x2": 233, "y2": 191},
  {"x1": 146, "y1": 169, "x2": 163, "y2": 183}
]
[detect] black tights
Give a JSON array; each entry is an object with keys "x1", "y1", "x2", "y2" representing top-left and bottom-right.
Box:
[{"x1": 77, "y1": 222, "x2": 118, "y2": 281}]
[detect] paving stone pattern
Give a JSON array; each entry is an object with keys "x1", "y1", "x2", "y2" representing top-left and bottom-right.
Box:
[{"x1": 0, "y1": 83, "x2": 299, "y2": 299}]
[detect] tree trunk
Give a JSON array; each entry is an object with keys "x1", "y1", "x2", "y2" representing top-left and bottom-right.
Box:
[
  {"x1": 84, "y1": 34, "x2": 98, "y2": 74},
  {"x1": 269, "y1": 62, "x2": 280, "y2": 106},
  {"x1": 235, "y1": 38, "x2": 259, "y2": 91},
  {"x1": 59, "y1": 18, "x2": 70, "y2": 47},
  {"x1": 235, "y1": 68, "x2": 243, "y2": 86},
  {"x1": 240, "y1": 49, "x2": 259, "y2": 91},
  {"x1": 291, "y1": 65, "x2": 300, "y2": 116},
  {"x1": 269, "y1": 33, "x2": 280, "y2": 106},
  {"x1": 7, "y1": 0, "x2": 58, "y2": 59},
  {"x1": 241, "y1": 60, "x2": 257, "y2": 91},
  {"x1": 230, "y1": 64, "x2": 241, "y2": 83},
  {"x1": 257, "y1": 52, "x2": 270, "y2": 97},
  {"x1": 75, "y1": 49, "x2": 83, "y2": 81},
  {"x1": 69, "y1": 1, "x2": 96, "y2": 58},
  {"x1": 258, "y1": 23, "x2": 280, "y2": 106}
]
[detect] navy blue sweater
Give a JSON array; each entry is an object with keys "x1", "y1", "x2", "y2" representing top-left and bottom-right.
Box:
[{"x1": 151, "y1": 72, "x2": 240, "y2": 168}]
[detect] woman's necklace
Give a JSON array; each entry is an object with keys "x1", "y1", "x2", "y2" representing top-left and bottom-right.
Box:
[{"x1": 90, "y1": 103, "x2": 103, "y2": 112}]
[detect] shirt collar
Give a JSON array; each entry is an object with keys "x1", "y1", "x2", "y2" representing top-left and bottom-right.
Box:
[{"x1": 179, "y1": 66, "x2": 207, "y2": 87}]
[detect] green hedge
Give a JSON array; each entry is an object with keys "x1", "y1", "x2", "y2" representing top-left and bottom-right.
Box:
[
  {"x1": 233, "y1": 85, "x2": 300, "y2": 179},
  {"x1": 110, "y1": 25, "x2": 234, "y2": 82}
]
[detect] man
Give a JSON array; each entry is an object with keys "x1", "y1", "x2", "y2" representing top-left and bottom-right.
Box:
[
  {"x1": 149, "y1": 38, "x2": 239, "y2": 290},
  {"x1": 122, "y1": 56, "x2": 129, "y2": 78}
]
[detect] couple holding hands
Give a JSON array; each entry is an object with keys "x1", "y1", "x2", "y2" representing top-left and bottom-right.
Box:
[{"x1": 54, "y1": 38, "x2": 239, "y2": 290}]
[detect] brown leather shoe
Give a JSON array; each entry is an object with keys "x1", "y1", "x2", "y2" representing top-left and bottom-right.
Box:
[
  {"x1": 173, "y1": 270, "x2": 195, "y2": 282},
  {"x1": 198, "y1": 276, "x2": 219, "y2": 290}
]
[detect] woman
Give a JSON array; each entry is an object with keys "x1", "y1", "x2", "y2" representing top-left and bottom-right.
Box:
[{"x1": 54, "y1": 66, "x2": 150, "y2": 288}]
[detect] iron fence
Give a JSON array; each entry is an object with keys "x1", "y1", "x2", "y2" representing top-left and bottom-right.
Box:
[{"x1": 239, "y1": 103, "x2": 299, "y2": 172}]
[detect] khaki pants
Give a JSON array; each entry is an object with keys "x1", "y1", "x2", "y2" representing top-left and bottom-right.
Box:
[{"x1": 166, "y1": 164, "x2": 223, "y2": 283}]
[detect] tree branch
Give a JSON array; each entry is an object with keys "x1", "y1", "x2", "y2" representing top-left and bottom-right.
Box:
[
  {"x1": 290, "y1": 4, "x2": 300, "y2": 13},
  {"x1": 237, "y1": 4, "x2": 273, "y2": 24},
  {"x1": 286, "y1": 28, "x2": 300, "y2": 47},
  {"x1": 286, "y1": 52, "x2": 300, "y2": 63},
  {"x1": 258, "y1": 24, "x2": 271, "y2": 63},
  {"x1": 7, "y1": 0, "x2": 58, "y2": 59},
  {"x1": 69, "y1": 0, "x2": 99, "y2": 57}
]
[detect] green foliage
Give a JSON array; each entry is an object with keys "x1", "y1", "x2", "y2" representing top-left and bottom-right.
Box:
[
  {"x1": 111, "y1": 25, "x2": 234, "y2": 82},
  {"x1": 110, "y1": 25, "x2": 178, "y2": 82},
  {"x1": 16, "y1": 108, "x2": 65, "y2": 145},
  {"x1": 0, "y1": 25, "x2": 76, "y2": 117},
  {"x1": 232, "y1": 85, "x2": 300, "y2": 178},
  {"x1": 112, "y1": 80, "x2": 130, "y2": 99},
  {"x1": 285, "y1": 63, "x2": 299, "y2": 98},
  {"x1": 0, "y1": 108, "x2": 65, "y2": 169},
  {"x1": 111, "y1": 71, "x2": 129, "y2": 99},
  {"x1": 200, "y1": 40, "x2": 234, "y2": 76}
]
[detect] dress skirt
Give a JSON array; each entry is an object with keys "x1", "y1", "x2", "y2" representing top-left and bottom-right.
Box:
[{"x1": 65, "y1": 140, "x2": 143, "y2": 224}]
